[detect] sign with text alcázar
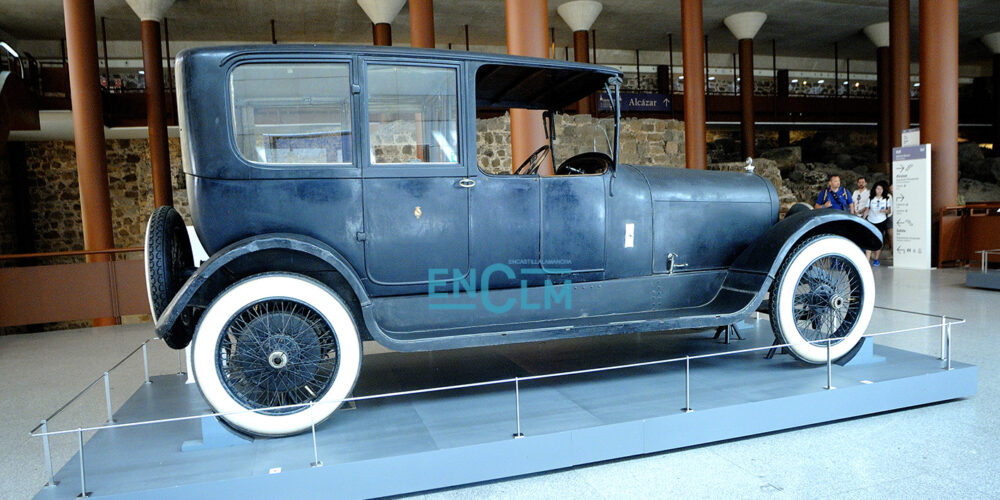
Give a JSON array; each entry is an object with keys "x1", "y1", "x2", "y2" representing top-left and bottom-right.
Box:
[{"x1": 598, "y1": 93, "x2": 671, "y2": 112}]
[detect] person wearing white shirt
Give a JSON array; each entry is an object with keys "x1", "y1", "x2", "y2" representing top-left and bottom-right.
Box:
[
  {"x1": 852, "y1": 176, "x2": 869, "y2": 216},
  {"x1": 863, "y1": 180, "x2": 892, "y2": 266}
]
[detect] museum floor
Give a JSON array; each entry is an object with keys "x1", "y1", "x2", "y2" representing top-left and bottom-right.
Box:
[{"x1": 2, "y1": 267, "x2": 997, "y2": 500}]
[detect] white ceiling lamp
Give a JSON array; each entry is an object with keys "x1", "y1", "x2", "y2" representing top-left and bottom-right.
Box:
[
  {"x1": 723, "y1": 11, "x2": 766, "y2": 40},
  {"x1": 863, "y1": 22, "x2": 890, "y2": 48},
  {"x1": 356, "y1": 0, "x2": 407, "y2": 25},
  {"x1": 983, "y1": 32, "x2": 1000, "y2": 54},
  {"x1": 125, "y1": 0, "x2": 176, "y2": 22},
  {"x1": 557, "y1": 1, "x2": 603, "y2": 32}
]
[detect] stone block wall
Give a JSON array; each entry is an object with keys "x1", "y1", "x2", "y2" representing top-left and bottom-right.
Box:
[
  {"x1": 16, "y1": 138, "x2": 188, "y2": 257},
  {"x1": 477, "y1": 113, "x2": 685, "y2": 174}
]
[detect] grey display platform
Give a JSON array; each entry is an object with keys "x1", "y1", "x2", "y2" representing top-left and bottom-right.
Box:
[
  {"x1": 34, "y1": 318, "x2": 976, "y2": 500},
  {"x1": 966, "y1": 270, "x2": 1000, "y2": 290}
]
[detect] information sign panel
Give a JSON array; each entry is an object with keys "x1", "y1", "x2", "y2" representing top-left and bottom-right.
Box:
[{"x1": 891, "y1": 144, "x2": 932, "y2": 269}]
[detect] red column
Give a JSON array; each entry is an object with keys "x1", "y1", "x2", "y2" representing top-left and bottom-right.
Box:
[
  {"x1": 63, "y1": 0, "x2": 116, "y2": 327},
  {"x1": 994, "y1": 53, "x2": 1000, "y2": 155},
  {"x1": 373, "y1": 23, "x2": 391, "y2": 46},
  {"x1": 506, "y1": 0, "x2": 552, "y2": 175},
  {"x1": 573, "y1": 30, "x2": 592, "y2": 115},
  {"x1": 890, "y1": 0, "x2": 910, "y2": 147},
  {"x1": 141, "y1": 20, "x2": 173, "y2": 207},
  {"x1": 681, "y1": 0, "x2": 706, "y2": 169},
  {"x1": 877, "y1": 46, "x2": 891, "y2": 164},
  {"x1": 739, "y1": 38, "x2": 754, "y2": 159},
  {"x1": 919, "y1": 0, "x2": 959, "y2": 218},
  {"x1": 409, "y1": 0, "x2": 434, "y2": 48}
]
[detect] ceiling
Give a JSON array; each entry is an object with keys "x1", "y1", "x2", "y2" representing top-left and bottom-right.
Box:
[{"x1": 1, "y1": 0, "x2": 997, "y2": 65}]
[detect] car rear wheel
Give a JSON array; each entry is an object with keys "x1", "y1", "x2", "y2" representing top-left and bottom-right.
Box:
[
  {"x1": 769, "y1": 235, "x2": 874, "y2": 364},
  {"x1": 191, "y1": 273, "x2": 362, "y2": 436}
]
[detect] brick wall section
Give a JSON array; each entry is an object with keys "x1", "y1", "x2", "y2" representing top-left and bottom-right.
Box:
[{"x1": 0, "y1": 151, "x2": 15, "y2": 255}]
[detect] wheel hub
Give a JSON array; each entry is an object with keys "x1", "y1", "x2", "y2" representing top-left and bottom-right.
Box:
[
  {"x1": 268, "y1": 351, "x2": 288, "y2": 369},
  {"x1": 829, "y1": 295, "x2": 845, "y2": 309}
]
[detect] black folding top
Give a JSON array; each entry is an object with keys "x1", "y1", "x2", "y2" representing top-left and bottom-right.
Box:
[{"x1": 475, "y1": 63, "x2": 619, "y2": 110}]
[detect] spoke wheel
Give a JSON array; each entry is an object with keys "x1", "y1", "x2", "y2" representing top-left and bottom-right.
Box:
[
  {"x1": 192, "y1": 273, "x2": 362, "y2": 436},
  {"x1": 769, "y1": 235, "x2": 874, "y2": 364}
]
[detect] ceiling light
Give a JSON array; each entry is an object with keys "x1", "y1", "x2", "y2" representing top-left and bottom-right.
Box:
[
  {"x1": 0, "y1": 41, "x2": 18, "y2": 58},
  {"x1": 138, "y1": 70, "x2": 145, "y2": 75},
  {"x1": 708, "y1": 76, "x2": 716, "y2": 81},
  {"x1": 913, "y1": 83, "x2": 920, "y2": 87},
  {"x1": 842, "y1": 81, "x2": 848, "y2": 85},
  {"x1": 791, "y1": 79, "x2": 798, "y2": 83},
  {"x1": 817, "y1": 79, "x2": 825, "y2": 84}
]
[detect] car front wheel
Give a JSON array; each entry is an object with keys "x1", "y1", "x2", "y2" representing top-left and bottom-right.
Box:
[
  {"x1": 769, "y1": 234, "x2": 875, "y2": 364},
  {"x1": 191, "y1": 273, "x2": 362, "y2": 436}
]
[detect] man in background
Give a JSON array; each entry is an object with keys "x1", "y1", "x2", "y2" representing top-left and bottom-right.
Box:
[
  {"x1": 815, "y1": 174, "x2": 854, "y2": 212},
  {"x1": 852, "y1": 176, "x2": 869, "y2": 216}
]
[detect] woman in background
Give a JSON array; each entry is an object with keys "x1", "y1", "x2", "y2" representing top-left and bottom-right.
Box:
[{"x1": 864, "y1": 180, "x2": 892, "y2": 266}]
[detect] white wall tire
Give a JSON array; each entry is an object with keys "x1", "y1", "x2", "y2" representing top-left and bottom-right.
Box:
[
  {"x1": 191, "y1": 273, "x2": 362, "y2": 436},
  {"x1": 769, "y1": 235, "x2": 875, "y2": 364}
]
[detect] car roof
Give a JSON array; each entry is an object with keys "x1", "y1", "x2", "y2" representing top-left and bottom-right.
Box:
[{"x1": 180, "y1": 44, "x2": 622, "y2": 111}]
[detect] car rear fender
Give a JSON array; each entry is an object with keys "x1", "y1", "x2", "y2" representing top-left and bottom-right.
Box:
[
  {"x1": 727, "y1": 210, "x2": 883, "y2": 284},
  {"x1": 155, "y1": 233, "x2": 370, "y2": 349}
]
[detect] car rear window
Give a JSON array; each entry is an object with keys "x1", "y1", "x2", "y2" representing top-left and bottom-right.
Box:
[
  {"x1": 230, "y1": 63, "x2": 353, "y2": 165},
  {"x1": 367, "y1": 65, "x2": 459, "y2": 164}
]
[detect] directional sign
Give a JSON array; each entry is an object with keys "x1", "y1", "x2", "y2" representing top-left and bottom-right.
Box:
[
  {"x1": 892, "y1": 144, "x2": 932, "y2": 269},
  {"x1": 598, "y1": 92, "x2": 671, "y2": 112}
]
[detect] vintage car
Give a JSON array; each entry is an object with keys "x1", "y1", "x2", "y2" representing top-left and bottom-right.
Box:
[{"x1": 145, "y1": 45, "x2": 881, "y2": 436}]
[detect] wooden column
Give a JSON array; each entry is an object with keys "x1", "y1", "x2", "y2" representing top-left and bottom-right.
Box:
[
  {"x1": 409, "y1": 0, "x2": 435, "y2": 48},
  {"x1": 890, "y1": 0, "x2": 910, "y2": 147},
  {"x1": 877, "y1": 46, "x2": 891, "y2": 164},
  {"x1": 63, "y1": 0, "x2": 116, "y2": 327},
  {"x1": 506, "y1": 0, "x2": 552, "y2": 175},
  {"x1": 681, "y1": 0, "x2": 706, "y2": 169},
  {"x1": 573, "y1": 30, "x2": 591, "y2": 115},
  {"x1": 739, "y1": 38, "x2": 755, "y2": 159},
  {"x1": 141, "y1": 20, "x2": 173, "y2": 207},
  {"x1": 373, "y1": 23, "x2": 391, "y2": 46},
  {"x1": 919, "y1": 0, "x2": 959, "y2": 219},
  {"x1": 994, "y1": 53, "x2": 1000, "y2": 155}
]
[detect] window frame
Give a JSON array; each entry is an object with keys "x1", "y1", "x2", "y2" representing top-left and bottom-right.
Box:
[
  {"x1": 225, "y1": 55, "x2": 361, "y2": 178},
  {"x1": 359, "y1": 58, "x2": 468, "y2": 179}
]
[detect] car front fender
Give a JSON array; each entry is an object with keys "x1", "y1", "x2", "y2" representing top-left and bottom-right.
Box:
[
  {"x1": 155, "y1": 233, "x2": 369, "y2": 349},
  {"x1": 729, "y1": 209, "x2": 883, "y2": 281}
]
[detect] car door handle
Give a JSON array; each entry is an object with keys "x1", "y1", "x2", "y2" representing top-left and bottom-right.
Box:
[{"x1": 458, "y1": 178, "x2": 476, "y2": 188}]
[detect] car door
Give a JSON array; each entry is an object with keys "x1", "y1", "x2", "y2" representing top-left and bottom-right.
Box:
[
  {"x1": 361, "y1": 61, "x2": 472, "y2": 288},
  {"x1": 539, "y1": 173, "x2": 607, "y2": 277}
]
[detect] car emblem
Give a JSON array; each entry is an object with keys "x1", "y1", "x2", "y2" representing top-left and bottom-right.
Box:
[{"x1": 414, "y1": 206, "x2": 422, "y2": 219}]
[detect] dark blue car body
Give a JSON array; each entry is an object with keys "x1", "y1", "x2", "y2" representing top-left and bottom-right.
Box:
[{"x1": 156, "y1": 44, "x2": 881, "y2": 352}]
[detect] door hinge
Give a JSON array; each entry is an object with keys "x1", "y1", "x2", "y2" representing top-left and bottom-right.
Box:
[
  {"x1": 356, "y1": 231, "x2": 367, "y2": 241},
  {"x1": 351, "y1": 83, "x2": 361, "y2": 94}
]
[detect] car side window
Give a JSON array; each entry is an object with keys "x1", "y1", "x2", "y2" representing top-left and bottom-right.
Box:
[
  {"x1": 230, "y1": 63, "x2": 353, "y2": 165},
  {"x1": 367, "y1": 65, "x2": 459, "y2": 164}
]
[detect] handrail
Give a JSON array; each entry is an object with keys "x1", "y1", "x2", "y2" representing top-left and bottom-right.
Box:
[
  {"x1": 30, "y1": 305, "x2": 964, "y2": 439},
  {"x1": 0, "y1": 246, "x2": 143, "y2": 261}
]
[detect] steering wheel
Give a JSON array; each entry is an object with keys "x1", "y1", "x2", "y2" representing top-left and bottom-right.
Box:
[{"x1": 513, "y1": 145, "x2": 550, "y2": 175}]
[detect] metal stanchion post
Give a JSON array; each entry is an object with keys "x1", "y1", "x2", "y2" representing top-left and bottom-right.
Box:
[
  {"x1": 946, "y1": 323, "x2": 952, "y2": 371},
  {"x1": 142, "y1": 343, "x2": 150, "y2": 384},
  {"x1": 683, "y1": 356, "x2": 693, "y2": 412},
  {"x1": 825, "y1": 339, "x2": 835, "y2": 390},
  {"x1": 309, "y1": 401, "x2": 322, "y2": 467},
  {"x1": 177, "y1": 349, "x2": 184, "y2": 375},
  {"x1": 77, "y1": 428, "x2": 90, "y2": 497},
  {"x1": 103, "y1": 372, "x2": 115, "y2": 424},
  {"x1": 940, "y1": 315, "x2": 947, "y2": 360},
  {"x1": 41, "y1": 420, "x2": 57, "y2": 487},
  {"x1": 513, "y1": 378, "x2": 524, "y2": 438}
]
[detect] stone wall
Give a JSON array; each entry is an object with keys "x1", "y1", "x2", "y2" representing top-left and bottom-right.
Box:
[
  {"x1": 477, "y1": 113, "x2": 685, "y2": 174},
  {"x1": 0, "y1": 150, "x2": 15, "y2": 255},
  {"x1": 17, "y1": 138, "x2": 188, "y2": 257}
]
